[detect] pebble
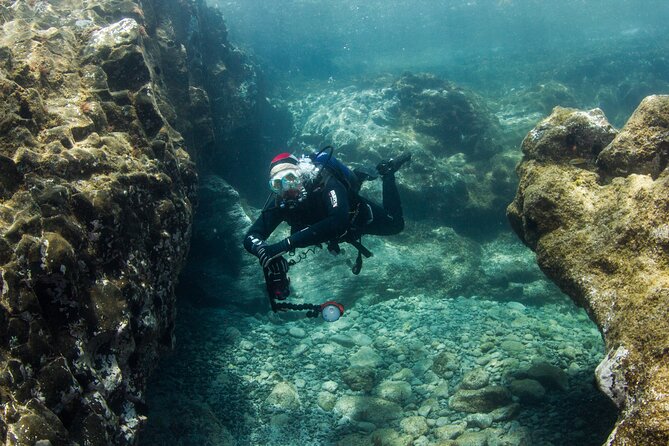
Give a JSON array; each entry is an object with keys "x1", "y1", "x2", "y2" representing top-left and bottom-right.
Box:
[
  {"x1": 376, "y1": 380, "x2": 413, "y2": 404},
  {"x1": 317, "y1": 391, "x2": 336, "y2": 411},
  {"x1": 465, "y1": 412, "x2": 493, "y2": 429},
  {"x1": 321, "y1": 344, "x2": 337, "y2": 355},
  {"x1": 460, "y1": 368, "x2": 490, "y2": 390},
  {"x1": 418, "y1": 398, "x2": 437, "y2": 416},
  {"x1": 289, "y1": 327, "x2": 306, "y2": 338},
  {"x1": 392, "y1": 368, "x2": 413, "y2": 380},
  {"x1": 330, "y1": 334, "x2": 356, "y2": 347},
  {"x1": 501, "y1": 340, "x2": 525, "y2": 353},
  {"x1": 291, "y1": 344, "x2": 308, "y2": 356},
  {"x1": 506, "y1": 301, "x2": 526, "y2": 311},
  {"x1": 322, "y1": 380, "x2": 339, "y2": 392},
  {"x1": 412, "y1": 359, "x2": 434, "y2": 376},
  {"x1": 349, "y1": 346, "x2": 383, "y2": 367},
  {"x1": 346, "y1": 309, "x2": 360, "y2": 318},
  {"x1": 400, "y1": 415, "x2": 428, "y2": 436},
  {"x1": 351, "y1": 332, "x2": 373, "y2": 346},
  {"x1": 265, "y1": 382, "x2": 300, "y2": 410},
  {"x1": 433, "y1": 381, "x2": 450, "y2": 398}
]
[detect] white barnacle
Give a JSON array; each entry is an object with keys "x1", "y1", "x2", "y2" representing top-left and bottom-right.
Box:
[
  {"x1": 651, "y1": 224, "x2": 669, "y2": 242},
  {"x1": 595, "y1": 345, "x2": 629, "y2": 408},
  {"x1": 40, "y1": 238, "x2": 50, "y2": 270},
  {"x1": 1, "y1": 269, "x2": 9, "y2": 297}
]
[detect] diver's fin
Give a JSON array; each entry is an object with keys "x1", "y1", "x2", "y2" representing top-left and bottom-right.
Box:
[{"x1": 377, "y1": 152, "x2": 412, "y2": 176}]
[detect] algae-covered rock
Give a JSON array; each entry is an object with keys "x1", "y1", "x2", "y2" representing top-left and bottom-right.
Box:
[
  {"x1": 448, "y1": 386, "x2": 513, "y2": 414},
  {"x1": 509, "y1": 379, "x2": 546, "y2": 404},
  {"x1": 432, "y1": 351, "x2": 460, "y2": 378},
  {"x1": 0, "y1": 1, "x2": 254, "y2": 444},
  {"x1": 342, "y1": 365, "x2": 377, "y2": 392},
  {"x1": 516, "y1": 361, "x2": 569, "y2": 391},
  {"x1": 460, "y1": 368, "x2": 490, "y2": 390},
  {"x1": 317, "y1": 391, "x2": 337, "y2": 412},
  {"x1": 598, "y1": 95, "x2": 669, "y2": 178},
  {"x1": 399, "y1": 415, "x2": 428, "y2": 437},
  {"x1": 393, "y1": 73, "x2": 503, "y2": 160},
  {"x1": 333, "y1": 396, "x2": 402, "y2": 423},
  {"x1": 435, "y1": 422, "x2": 466, "y2": 441},
  {"x1": 508, "y1": 96, "x2": 669, "y2": 445},
  {"x1": 453, "y1": 430, "x2": 489, "y2": 446},
  {"x1": 375, "y1": 380, "x2": 413, "y2": 404},
  {"x1": 520, "y1": 106, "x2": 617, "y2": 169},
  {"x1": 265, "y1": 382, "x2": 301, "y2": 411},
  {"x1": 176, "y1": 174, "x2": 258, "y2": 309},
  {"x1": 370, "y1": 428, "x2": 414, "y2": 446}
]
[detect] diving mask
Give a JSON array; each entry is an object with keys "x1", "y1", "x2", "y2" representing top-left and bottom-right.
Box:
[{"x1": 269, "y1": 169, "x2": 302, "y2": 195}]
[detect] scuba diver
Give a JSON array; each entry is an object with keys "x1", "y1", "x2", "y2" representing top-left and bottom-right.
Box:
[{"x1": 243, "y1": 147, "x2": 411, "y2": 321}]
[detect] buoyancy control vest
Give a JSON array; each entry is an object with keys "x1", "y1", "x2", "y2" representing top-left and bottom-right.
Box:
[{"x1": 308, "y1": 146, "x2": 372, "y2": 274}]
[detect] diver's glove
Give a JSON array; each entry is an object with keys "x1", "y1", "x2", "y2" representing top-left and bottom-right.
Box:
[
  {"x1": 256, "y1": 238, "x2": 291, "y2": 269},
  {"x1": 264, "y1": 256, "x2": 290, "y2": 300}
]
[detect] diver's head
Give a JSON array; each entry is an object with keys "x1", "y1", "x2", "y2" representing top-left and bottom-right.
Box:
[{"x1": 269, "y1": 153, "x2": 303, "y2": 201}]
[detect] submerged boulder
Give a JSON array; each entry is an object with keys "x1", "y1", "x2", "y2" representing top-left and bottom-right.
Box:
[
  {"x1": 448, "y1": 385, "x2": 513, "y2": 414},
  {"x1": 392, "y1": 73, "x2": 503, "y2": 160},
  {"x1": 288, "y1": 73, "x2": 517, "y2": 238},
  {"x1": 508, "y1": 96, "x2": 669, "y2": 445},
  {"x1": 333, "y1": 395, "x2": 402, "y2": 423}
]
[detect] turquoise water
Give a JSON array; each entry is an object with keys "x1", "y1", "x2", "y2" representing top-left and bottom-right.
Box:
[
  {"x1": 214, "y1": 0, "x2": 669, "y2": 94},
  {"x1": 141, "y1": 1, "x2": 669, "y2": 444}
]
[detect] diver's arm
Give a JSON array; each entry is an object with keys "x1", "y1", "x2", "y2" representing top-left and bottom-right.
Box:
[
  {"x1": 287, "y1": 178, "x2": 350, "y2": 248},
  {"x1": 243, "y1": 202, "x2": 284, "y2": 254}
]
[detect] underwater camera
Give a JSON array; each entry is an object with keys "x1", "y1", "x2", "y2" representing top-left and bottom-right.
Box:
[
  {"x1": 270, "y1": 297, "x2": 345, "y2": 323},
  {"x1": 262, "y1": 238, "x2": 350, "y2": 322},
  {"x1": 320, "y1": 301, "x2": 345, "y2": 322}
]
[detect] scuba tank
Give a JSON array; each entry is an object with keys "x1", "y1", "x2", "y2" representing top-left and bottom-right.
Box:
[{"x1": 310, "y1": 146, "x2": 361, "y2": 194}]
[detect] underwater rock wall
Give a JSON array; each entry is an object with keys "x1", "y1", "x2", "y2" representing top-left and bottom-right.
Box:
[
  {"x1": 508, "y1": 96, "x2": 669, "y2": 445},
  {"x1": 0, "y1": 0, "x2": 255, "y2": 444}
]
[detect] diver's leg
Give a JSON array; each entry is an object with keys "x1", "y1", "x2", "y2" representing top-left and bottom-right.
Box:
[
  {"x1": 382, "y1": 174, "x2": 403, "y2": 222},
  {"x1": 359, "y1": 194, "x2": 404, "y2": 236},
  {"x1": 357, "y1": 152, "x2": 411, "y2": 236}
]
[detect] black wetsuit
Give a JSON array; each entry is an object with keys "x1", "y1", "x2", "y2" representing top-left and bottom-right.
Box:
[{"x1": 243, "y1": 174, "x2": 404, "y2": 253}]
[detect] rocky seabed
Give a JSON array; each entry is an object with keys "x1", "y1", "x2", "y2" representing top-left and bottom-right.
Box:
[{"x1": 143, "y1": 294, "x2": 613, "y2": 446}]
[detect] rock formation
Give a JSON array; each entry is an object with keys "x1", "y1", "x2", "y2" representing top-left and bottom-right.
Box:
[
  {"x1": 0, "y1": 0, "x2": 256, "y2": 444},
  {"x1": 288, "y1": 73, "x2": 517, "y2": 237},
  {"x1": 508, "y1": 96, "x2": 669, "y2": 445}
]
